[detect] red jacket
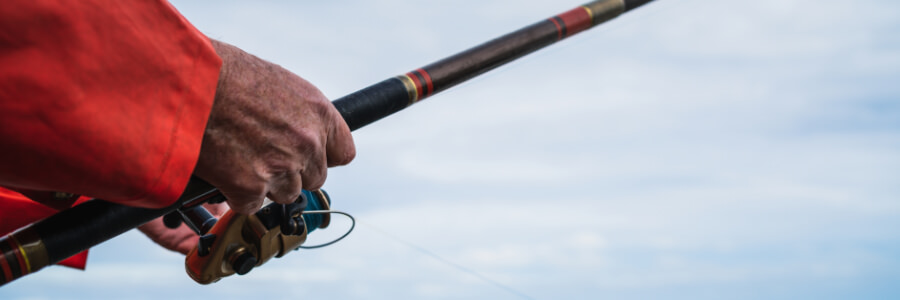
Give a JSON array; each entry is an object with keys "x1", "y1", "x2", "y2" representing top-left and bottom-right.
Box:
[{"x1": 0, "y1": 0, "x2": 222, "y2": 268}]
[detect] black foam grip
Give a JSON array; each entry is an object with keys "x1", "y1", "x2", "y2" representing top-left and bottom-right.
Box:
[{"x1": 331, "y1": 77, "x2": 411, "y2": 131}]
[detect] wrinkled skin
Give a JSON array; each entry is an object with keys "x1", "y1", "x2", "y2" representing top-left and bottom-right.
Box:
[
  {"x1": 140, "y1": 39, "x2": 355, "y2": 253},
  {"x1": 197, "y1": 39, "x2": 355, "y2": 215}
]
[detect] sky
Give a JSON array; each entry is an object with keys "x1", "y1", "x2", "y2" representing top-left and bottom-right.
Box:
[{"x1": 4, "y1": 0, "x2": 900, "y2": 299}]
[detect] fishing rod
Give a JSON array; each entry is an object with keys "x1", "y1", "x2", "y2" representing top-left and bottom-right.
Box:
[
  {"x1": 336, "y1": 0, "x2": 652, "y2": 130},
  {"x1": 0, "y1": 0, "x2": 654, "y2": 286}
]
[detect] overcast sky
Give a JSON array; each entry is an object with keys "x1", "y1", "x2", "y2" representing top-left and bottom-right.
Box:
[{"x1": 4, "y1": 0, "x2": 900, "y2": 299}]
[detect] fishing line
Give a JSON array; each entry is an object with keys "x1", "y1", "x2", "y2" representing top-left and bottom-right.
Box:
[
  {"x1": 297, "y1": 209, "x2": 535, "y2": 299},
  {"x1": 298, "y1": 210, "x2": 356, "y2": 249},
  {"x1": 357, "y1": 219, "x2": 537, "y2": 300}
]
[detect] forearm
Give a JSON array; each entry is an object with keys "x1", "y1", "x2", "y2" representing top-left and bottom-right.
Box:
[{"x1": 0, "y1": 0, "x2": 221, "y2": 208}]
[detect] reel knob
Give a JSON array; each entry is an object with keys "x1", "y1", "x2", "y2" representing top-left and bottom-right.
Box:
[
  {"x1": 229, "y1": 249, "x2": 258, "y2": 275},
  {"x1": 162, "y1": 211, "x2": 183, "y2": 229}
]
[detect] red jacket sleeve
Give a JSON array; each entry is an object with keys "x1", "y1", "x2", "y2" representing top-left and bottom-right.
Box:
[{"x1": 0, "y1": 0, "x2": 222, "y2": 208}]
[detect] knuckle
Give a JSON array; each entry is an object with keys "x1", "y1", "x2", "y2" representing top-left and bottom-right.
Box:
[
  {"x1": 295, "y1": 128, "x2": 321, "y2": 146},
  {"x1": 287, "y1": 127, "x2": 322, "y2": 156},
  {"x1": 330, "y1": 146, "x2": 356, "y2": 166}
]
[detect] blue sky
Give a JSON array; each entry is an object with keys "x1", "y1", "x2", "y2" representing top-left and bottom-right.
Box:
[{"x1": 4, "y1": 0, "x2": 900, "y2": 299}]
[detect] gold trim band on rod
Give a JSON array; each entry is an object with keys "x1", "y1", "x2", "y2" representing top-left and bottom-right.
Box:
[
  {"x1": 396, "y1": 75, "x2": 419, "y2": 105},
  {"x1": 584, "y1": 0, "x2": 626, "y2": 26}
]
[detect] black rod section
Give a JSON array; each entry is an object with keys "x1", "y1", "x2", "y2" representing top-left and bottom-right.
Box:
[{"x1": 625, "y1": 0, "x2": 654, "y2": 11}]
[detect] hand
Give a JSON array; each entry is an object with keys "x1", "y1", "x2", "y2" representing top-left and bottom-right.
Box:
[
  {"x1": 137, "y1": 203, "x2": 229, "y2": 254},
  {"x1": 193, "y1": 40, "x2": 355, "y2": 215}
]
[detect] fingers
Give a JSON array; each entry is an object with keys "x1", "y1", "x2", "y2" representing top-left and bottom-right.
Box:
[
  {"x1": 325, "y1": 108, "x2": 356, "y2": 167},
  {"x1": 266, "y1": 171, "x2": 303, "y2": 204},
  {"x1": 226, "y1": 121, "x2": 342, "y2": 210},
  {"x1": 210, "y1": 161, "x2": 324, "y2": 214},
  {"x1": 138, "y1": 218, "x2": 199, "y2": 255},
  {"x1": 218, "y1": 185, "x2": 265, "y2": 215}
]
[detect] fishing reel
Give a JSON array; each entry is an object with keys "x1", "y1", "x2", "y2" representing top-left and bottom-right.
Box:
[{"x1": 162, "y1": 189, "x2": 352, "y2": 284}]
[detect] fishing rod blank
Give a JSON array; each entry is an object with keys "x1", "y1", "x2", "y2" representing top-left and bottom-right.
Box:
[{"x1": 335, "y1": 0, "x2": 653, "y2": 130}]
